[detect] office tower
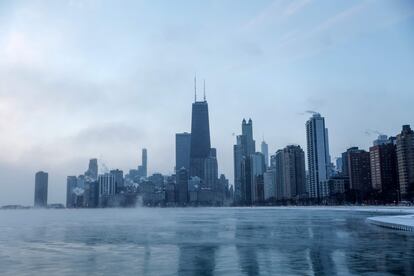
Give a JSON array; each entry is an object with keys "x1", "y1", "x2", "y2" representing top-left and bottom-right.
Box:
[
  {"x1": 264, "y1": 169, "x2": 276, "y2": 201},
  {"x1": 177, "y1": 168, "x2": 189, "y2": 204},
  {"x1": 85, "y1": 158, "x2": 98, "y2": 181},
  {"x1": 242, "y1": 119, "x2": 256, "y2": 155},
  {"x1": 261, "y1": 140, "x2": 269, "y2": 168},
  {"x1": 98, "y1": 173, "x2": 116, "y2": 207},
  {"x1": 233, "y1": 135, "x2": 244, "y2": 203},
  {"x1": 274, "y1": 150, "x2": 285, "y2": 200},
  {"x1": 336, "y1": 157, "x2": 343, "y2": 174},
  {"x1": 137, "y1": 148, "x2": 148, "y2": 178},
  {"x1": 218, "y1": 174, "x2": 229, "y2": 203},
  {"x1": 84, "y1": 180, "x2": 99, "y2": 208},
  {"x1": 347, "y1": 147, "x2": 371, "y2": 201},
  {"x1": 142, "y1": 148, "x2": 147, "y2": 177},
  {"x1": 396, "y1": 125, "x2": 414, "y2": 200},
  {"x1": 234, "y1": 119, "x2": 256, "y2": 205},
  {"x1": 204, "y1": 148, "x2": 218, "y2": 189},
  {"x1": 189, "y1": 86, "x2": 212, "y2": 184},
  {"x1": 370, "y1": 136, "x2": 398, "y2": 198},
  {"x1": 250, "y1": 152, "x2": 266, "y2": 203},
  {"x1": 66, "y1": 176, "x2": 77, "y2": 208},
  {"x1": 34, "y1": 171, "x2": 48, "y2": 208},
  {"x1": 110, "y1": 169, "x2": 124, "y2": 192},
  {"x1": 176, "y1": 132, "x2": 191, "y2": 171},
  {"x1": 306, "y1": 113, "x2": 331, "y2": 200}
]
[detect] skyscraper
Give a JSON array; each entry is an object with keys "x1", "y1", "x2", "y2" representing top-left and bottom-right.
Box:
[
  {"x1": 98, "y1": 173, "x2": 116, "y2": 207},
  {"x1": 347, "y1": 147, "x2": 371, "y2": 202},
  {"x1": 273, "y1": 146, "x2": 306, "y2": 200},
  {"x1": 189, "y1": 92, "x2": 211, "y2": 181},
  {"x1": 283, "y1": 145, "x2": 307, "y2": 199},
  {"x1": 177, "y1": 168, "x2": 189, "y2": 205},
  {"x1": 261, "y1": 140, "x2": 269, "y2": 168},
  {"x1": 234, "y1": 119, "x2": 256, "y2": 205},
  {"x1": 34, "y1": 171, "x2": 48, "y2": 208},
  {"x1": 396, "y1": 125, "x2": 414, "y2": 200},
  {"x1": 306, "y1": 113, "x2": 331, "y2": 200},
  {"x1": 242, "y1": 119, "x2": 256, "y2": 155},
  {"x1": 66, "y1": 176, "x2": 77, "y2": 208},
  {"x1": 142, "y1": 148, "x2": 147, "y2": 177},
  {"x1": 204, "y1": 148, "x2": 218, "y2": 189},
  {"x1": 85, "y1": 158, "x2": 98, "y2": 181},
  {"x1": 110, "y1": 169, "x2": 124, "y2": 192},
  {"x1": 250, "y1": 152, "x2": 266, "y2": 203},
  {"x1": 263, "y1": 169, "x2": 276, "y2": 201},
  {"x1": 138, "y1": 148, "x2": 148, "y2": 178},
  {"x1": 370, "y1": 136, "x2": 398, "y2": 200},
  {"x1": 176, "y1": 132, "x2": 191, "y2": 171}
]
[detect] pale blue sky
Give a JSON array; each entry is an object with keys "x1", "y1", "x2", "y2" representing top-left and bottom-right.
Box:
[{"x1": 0, "y1": 0, "x2": 413, "y2": 205}]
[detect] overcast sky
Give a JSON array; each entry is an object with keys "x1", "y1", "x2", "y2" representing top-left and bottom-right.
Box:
[{"x1": 0, "y1": 0, "x2": 413, "y2": 206}]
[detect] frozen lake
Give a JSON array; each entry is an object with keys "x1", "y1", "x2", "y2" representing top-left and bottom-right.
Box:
[{"x1": 0, "y1": 207, "x2": 413, "y2": 275}]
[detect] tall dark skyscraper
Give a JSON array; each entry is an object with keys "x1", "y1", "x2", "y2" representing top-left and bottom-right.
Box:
[
  {"x1": 137, "y1": 148, "x2": 148, "y2": 178},
  {"x1": 234, "y1": 118, "x2": 256, "y2": 205},
  {"x1": 34, "y1": 171, "x2": 48, "y2": 208},
  {"x1": 189, "y1": 84, "x2": 212, "y2": 181},
  {"x1": 176, "y1": 132, "x2": 191, "y2": 171}
]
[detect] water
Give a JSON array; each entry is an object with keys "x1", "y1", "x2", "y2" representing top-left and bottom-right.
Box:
[{"x1": 0, "y1": 208, "x2": 413, "y2": 275}]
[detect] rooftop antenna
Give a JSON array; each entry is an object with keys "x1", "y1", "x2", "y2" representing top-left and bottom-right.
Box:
[
  {"x1": 194, "y1": 74, "x2": 197, "y2": 102},
  {"x1": 203, "y1": 79, "x2": 206, "y2": 101}
]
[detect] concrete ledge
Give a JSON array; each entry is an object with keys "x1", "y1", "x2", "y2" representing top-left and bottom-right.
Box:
[{"x1": 367, "y1": 215, "x2": 414, "y2": 232}]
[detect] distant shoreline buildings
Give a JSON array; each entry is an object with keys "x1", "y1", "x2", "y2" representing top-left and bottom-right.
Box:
[{"x1": 28, "y1": 80, "x2": 414, "y2": 208}]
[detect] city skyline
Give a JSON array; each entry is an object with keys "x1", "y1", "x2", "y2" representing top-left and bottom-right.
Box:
[{"x1": 1, "y1": 0, "x2": 414, "y2": 205}]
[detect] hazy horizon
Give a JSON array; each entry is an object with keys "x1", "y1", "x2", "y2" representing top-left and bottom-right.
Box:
[{"x1": 1, "y1": 0, "x2": 413, "y2": 206}]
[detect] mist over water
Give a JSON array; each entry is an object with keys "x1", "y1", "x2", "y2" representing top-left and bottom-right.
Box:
[{"x1": 0, "y1": 208, "x2": 413, "y2": 275}]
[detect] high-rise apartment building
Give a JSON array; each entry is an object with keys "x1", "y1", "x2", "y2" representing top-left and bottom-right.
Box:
[
  {"x1": 396, "y1": 125, "x2": 414, "y2": 200},
  {"x1": 306, "y1": 113, "x2": 331, "y2": 200},
  {"x1": 347, "y1": 147, "x2": 371, "y2": 201},
  {"x1": 370, "y1": 136, "x2": 398, "y2": 199}
]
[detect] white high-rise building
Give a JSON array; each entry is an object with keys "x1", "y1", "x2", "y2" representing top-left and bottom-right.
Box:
[
  {"x1": 261, "y1": 140, "x2": 269, "y2": 168},
  {"x1": 306, "y1": 113, "x2": 332, "y2": 199}
]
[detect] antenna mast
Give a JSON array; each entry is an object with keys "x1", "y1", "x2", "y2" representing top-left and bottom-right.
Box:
[
  {"x1": 203, "y1": 79, "x2": 206, "y2": 101},
  {"x1": 194, "y1": 75, "x2": 197, "y2": 102}
]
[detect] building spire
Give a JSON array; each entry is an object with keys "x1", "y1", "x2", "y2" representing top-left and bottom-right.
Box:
[
  {"x1": 194, "y1": 74, "x2": 197, "y2": 102},
  {"x1": 203, "y1": 79, "x2": 206, "y2": 101}
]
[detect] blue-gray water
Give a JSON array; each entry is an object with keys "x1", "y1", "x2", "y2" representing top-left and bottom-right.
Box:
[{"x1": 0, "y1": 208, "x2": 413, "y2": 276}]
